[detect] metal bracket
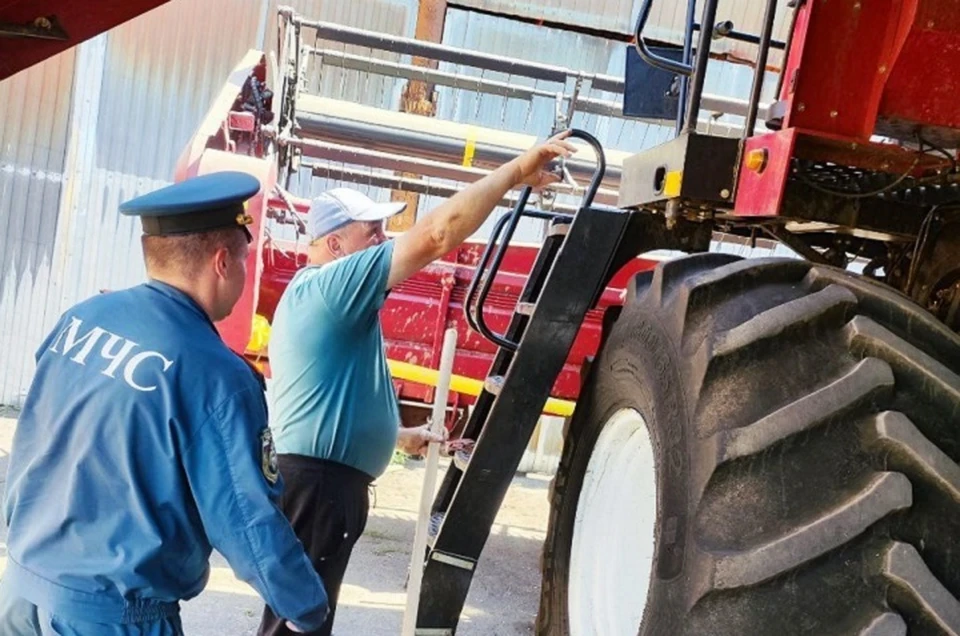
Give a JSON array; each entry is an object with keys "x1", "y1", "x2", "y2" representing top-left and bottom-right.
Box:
[
  {"x1": 565, "y1": 75, "x2": 586, "y2": 130},
  {"x1": 515, "y1": 302, "x2": 536, "y2": 316},
  {"x1": 430, "y1": 551, "x2": 476, "y2": 572},
  {"x1": 552, "y1": 91, "x2": 567, "y2": 133},
  {"x1": 0, "y1": 15, "x2": 68, "y2": 41}
]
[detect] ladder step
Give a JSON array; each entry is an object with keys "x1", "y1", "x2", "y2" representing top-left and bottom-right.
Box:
[
  {"x1": 548, "y1": 222, "x2": 570, "y2": 237},
  {"x1": 453, "y1": 446, "x2": 473, "y2": 472},
  {"x1": 484, "y1": 375, "x2": 505, "y2": 395},
  {"x1": 515, "y1": 301, "x2": 536, "y2": 316}
]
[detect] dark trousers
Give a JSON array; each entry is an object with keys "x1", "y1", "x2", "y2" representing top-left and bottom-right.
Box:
[{"x1": 258, "y1": 455, "x2": 372, "y2": 636}]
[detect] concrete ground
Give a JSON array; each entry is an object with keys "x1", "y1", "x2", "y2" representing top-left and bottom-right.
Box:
[{"x1": 0, "y1": 412, "x2": 549, "y2": 635}]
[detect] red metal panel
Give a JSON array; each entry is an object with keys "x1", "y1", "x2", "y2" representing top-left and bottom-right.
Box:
[
  {"x1": 880, "y1": 1, "x2": 960, "y2": 134},
  {"x1": 780, "y1": 0, "x2": 908, "y2": 141},
  {"x1": 228, "y1": 111, "x2": 257, "y2": 132},
  {"x1": 731, "y1": 127, "x2": 951, "y2": 219},
  {"x1": 0, "y1": 0, "x2": 172, "y2": 81},
  {"x1": 777, "y1": 0, "x2": 960, "y2": 143},
  {"x1": 776, "y1": 0, "x2": 809, "y2": 105},
  {"x1": 172, "y1": 51, "x2": 275, "y2": 355},
  {"x1": 734, "y1": 129, "x2": 797, "y2": 218}
]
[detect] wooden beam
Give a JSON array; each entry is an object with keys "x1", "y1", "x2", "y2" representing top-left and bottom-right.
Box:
[{"x1": 389, "y1": 0, "x2": 449, "y2": 232}]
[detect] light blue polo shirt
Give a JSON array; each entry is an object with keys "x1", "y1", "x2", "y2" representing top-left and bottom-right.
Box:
[{"x1": 268, "y1": 241, "x2": 400, "y2": 478}]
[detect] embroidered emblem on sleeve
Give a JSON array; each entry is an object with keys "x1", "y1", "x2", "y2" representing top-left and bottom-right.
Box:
[{"x1": 260, "y1": 428, "x2": 280, "y2": 484}]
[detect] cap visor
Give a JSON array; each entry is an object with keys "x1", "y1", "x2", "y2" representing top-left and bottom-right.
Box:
[{"x1": 352, "y1": 201, "x2": 407, "y2": 222}]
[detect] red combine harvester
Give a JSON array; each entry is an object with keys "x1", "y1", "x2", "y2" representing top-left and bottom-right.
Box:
[
  {"x1": 4, "y1": 1, "x2": 960, "y2": 635},
  {"x1": 256, "y1": 229, "x2": 659, "y2": 420},
  {"x1": 169, "y1": 29, "x2": 663, "y2": 430}
]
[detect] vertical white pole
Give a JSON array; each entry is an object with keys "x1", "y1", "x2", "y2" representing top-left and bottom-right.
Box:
[{"x1": 402, "y1": 327, "x2": 458, "y2": 636}]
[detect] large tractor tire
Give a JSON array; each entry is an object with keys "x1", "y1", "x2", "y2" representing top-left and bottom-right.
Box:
[{"x1": 538, "y1": 254, "x2": 960, "y2": 636}]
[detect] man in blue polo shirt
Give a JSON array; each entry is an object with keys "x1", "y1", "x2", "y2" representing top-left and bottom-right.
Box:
[{"x1": 258, "y1": 132, "x2": 576, "y2": 636}]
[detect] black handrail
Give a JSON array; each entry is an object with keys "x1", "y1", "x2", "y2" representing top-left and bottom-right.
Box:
[
  {"x1": 470, "y1": 187, "x2": 534, "y2": 350},
  {"x1": 569, "y1": 129, "x2": 607, "y2": 209},
  {"x1": 463, "y1": 212, "x2": 511, "y2": 338},
  {"x1": 744, "y1": 0, "x2": 779, "y2": 137},
  {"x1": 633, "y1": 0, "x2": 693, "y2": 77},
  {"x1": 467, "y1": 129, "x2": 607, "y2": 351},
  {"x1": 702, "y1": 21, "x2": 786, "y2": 50},
  {"x1": 675, "y1": 0, "x2": 698, "y2": 134},
  {"x1": 463, "y1": 208, "x2": 571, "y2": 336},
  {"x1": 683, "y1": 0, "x2": 721, "y2": 134}
]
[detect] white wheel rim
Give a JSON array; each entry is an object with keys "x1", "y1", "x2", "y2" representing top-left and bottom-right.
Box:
[{"x1": 568, "y1": 408, "x2": 657, "y2": 636}]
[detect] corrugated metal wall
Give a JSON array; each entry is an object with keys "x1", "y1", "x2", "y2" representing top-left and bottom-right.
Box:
[
  {"x1": 451, "y1": 0, "x2": 793, "y2": 60},
  {"x1": 0, "y1": 52, "x2": 75, "y2": 407},
  {"x1": 0, "y1": 0, "x2": 269, "y2": 405},
  {"x1": 54, "y1": 0, "x2": 268, "y2": 314},
  {"x1": 284, "y1": 0, "x2": 419, "y2": 204},
  {"x1": 438, "y1": 7, "x2": 777, "y2": 148},
  {"x1": 454, "y1": 0, "x2": 639, "y2": 34},
  {"x1": 290, "y1": 0, "x2": 419, "y2": 108}
]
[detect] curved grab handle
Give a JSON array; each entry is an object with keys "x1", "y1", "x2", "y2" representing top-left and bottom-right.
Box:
[
  {"x1": 471, "y1": 187, "x2": 533, "y2": 350},
  {"x1": 464, "y1": 212, "x2": 512, "y2": 338},
  {"x1": 633, "y1": 0, "x2": 693, "y2": 77},
  {"x1": 465, "y1": 205, "x2": 572, "y2": 351},
  {"x1": 465, "y1": 128, "x2": 604, "y2": 351},
  {"x1": 562, "y1": 129, "x2": 607, "y2": 210}
]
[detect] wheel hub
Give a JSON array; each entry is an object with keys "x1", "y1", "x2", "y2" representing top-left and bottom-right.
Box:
[{"x1": 568, "y1": 408, "x2": 657, "y2": 636}]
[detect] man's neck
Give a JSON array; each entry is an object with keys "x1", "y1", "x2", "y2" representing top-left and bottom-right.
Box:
[
  {"x1": 149, "y1": 273, "x2": 216, "y2": 320},
  {"x1": 307, "y1": 245, "x2": 336, "y2": 266}
]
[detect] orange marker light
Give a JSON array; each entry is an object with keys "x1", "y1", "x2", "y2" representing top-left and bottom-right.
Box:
[{"x1": 746, "y1": 148, "x2": 769, "y2": 173}]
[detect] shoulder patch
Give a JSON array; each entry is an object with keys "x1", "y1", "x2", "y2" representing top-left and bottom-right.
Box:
[{"x1": 260, "y1": 428, "x2": 280, "y2": 484}]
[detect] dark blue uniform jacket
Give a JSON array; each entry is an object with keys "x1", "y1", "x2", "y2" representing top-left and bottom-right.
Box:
[{"x1": 3, "y1": 281, "x2": 327, "y2": 629}]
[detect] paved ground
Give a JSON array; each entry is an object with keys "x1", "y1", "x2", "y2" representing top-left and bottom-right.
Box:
[{"x1": 0, "y1": 412, "x2": 549, "y2": 635}]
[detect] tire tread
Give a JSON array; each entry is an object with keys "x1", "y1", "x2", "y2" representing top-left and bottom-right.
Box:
[
  {"x1": 539, "y1": 256, "x2": 960, "y2": 636},
  {"x1": 712, "y1": 472, "x2": 912, "y2": 589},
  {"x1": 882, "y1": 542, "x2": 960, "y2": 635},
  {"x1": 718, "y1": 357, "x2": 894, "y2": 463}
]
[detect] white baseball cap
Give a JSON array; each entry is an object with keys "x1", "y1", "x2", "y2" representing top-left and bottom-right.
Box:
[{"x1": 308, "y1": 188, "x2": 407, "y2": 241}]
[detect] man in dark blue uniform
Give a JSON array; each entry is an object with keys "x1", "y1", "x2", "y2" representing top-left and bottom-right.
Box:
[{"x1": 0, "y1": 172, "x2": 328, "y2": 635}]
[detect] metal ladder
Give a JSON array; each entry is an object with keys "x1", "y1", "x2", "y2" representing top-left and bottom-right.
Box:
[{"x1": 414, "y1": 129, "x2": 636, "y2": 633}]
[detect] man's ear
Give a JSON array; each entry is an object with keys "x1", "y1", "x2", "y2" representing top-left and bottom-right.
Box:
[
  {"x1": 213, "y1": 246, "x2": 230, "y2": 279},
  {"x1": 325, "y1": 233, "x2": 342, "y2": 258}
]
